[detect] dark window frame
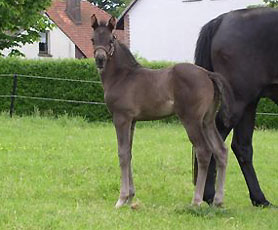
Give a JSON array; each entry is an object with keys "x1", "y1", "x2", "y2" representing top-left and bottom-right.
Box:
[{"x1": 39, "y1": 31, "x2": 52, "y2": 57}]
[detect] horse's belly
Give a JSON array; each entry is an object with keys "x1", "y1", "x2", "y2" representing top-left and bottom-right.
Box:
[{"x1": 135, "y1": 100, "x2": 175, "y2": 121}]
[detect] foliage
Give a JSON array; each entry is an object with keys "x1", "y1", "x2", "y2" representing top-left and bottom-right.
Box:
[
  {"x1": 0, "y1": 57, "x2": 277, "y2": 128},
  {"x1": 0, "y1": 0, "x2": 52, "y2": 57},
  {"x1": 264, "y1": 0, "x2": 278, "y2": 7},
  {"x1": 89, "y1": 0, "x2": 133, "y2": 17},
  {"x1": 0, "y1": 115, "x2": 278, "y2": 229},
  {"x1": 0, "y1": 57, "x2": 110, "y2": 121}
]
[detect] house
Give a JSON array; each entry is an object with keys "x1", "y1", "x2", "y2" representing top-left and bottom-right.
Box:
[
  {"x1": 3, "y1": 0, "x2": 125, "y2": 59},
  {"x1": 117, "y1": 0, "x2": 265, "y2": 62}
]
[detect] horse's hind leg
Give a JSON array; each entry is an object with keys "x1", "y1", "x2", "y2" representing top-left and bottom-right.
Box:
[
  {"x1": 231, "y1": 101, "x2": 269, "y2": 206},
  {"x1": 180, "y1": 119, "x2": 212, "y2": 205},
  {"x1": 113, "y1": 114, "x2": 135, "y2": 208},
  {"x1": 202, "y1": 115, "x2": 232, "y2": 205},
  {"x1": 203, "y1": 120, "x2": 228, "y2": 206}
]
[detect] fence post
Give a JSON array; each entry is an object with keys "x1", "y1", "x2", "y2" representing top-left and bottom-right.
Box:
[{"x1": 10, "y1": 74, "x2": 18, "y2": 117}]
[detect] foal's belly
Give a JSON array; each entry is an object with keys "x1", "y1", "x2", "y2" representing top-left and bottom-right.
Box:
[{"x1": 135, "y1": 100, "x2": 175, "y2": 121}]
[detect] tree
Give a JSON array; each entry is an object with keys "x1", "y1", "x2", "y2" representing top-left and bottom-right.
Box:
[
  {"x1": 89, "y1": 0, "x2": 132, "y2": 17},
  {"x1": 264, "y1": 0, "x2": 278, "y2": 7},
  {"x1": 0, "y1": 0, "x2": 52, "y2": 56}
]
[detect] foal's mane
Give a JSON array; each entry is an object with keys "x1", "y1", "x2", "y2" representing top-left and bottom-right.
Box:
[
  {"x1": 97, "y1": 21, "x2": 141, "y2": 69},
  {"x1": 117, "y1": 42, "x2": 141, "y2": 68}
]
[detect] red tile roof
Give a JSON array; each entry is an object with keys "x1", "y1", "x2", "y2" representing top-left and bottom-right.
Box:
[{"x1": 46, "y1": 0, "x2": 124, "y2": 58}]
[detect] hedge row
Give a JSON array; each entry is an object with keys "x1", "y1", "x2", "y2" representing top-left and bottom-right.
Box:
[
  {"x1": 0, "y1": 58, "x2": 111, "y2": 121},
  {"x1": 0, "y1": 57, "x2": 277, "y2": 128}
]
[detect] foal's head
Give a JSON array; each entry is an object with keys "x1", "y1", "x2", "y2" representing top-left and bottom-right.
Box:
[{"x1": 91, "y1": 15, "x2": 117, "y2": 71}]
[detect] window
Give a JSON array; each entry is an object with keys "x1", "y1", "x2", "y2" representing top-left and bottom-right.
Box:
[{"x1": 39, "y1": 31, "x2": 51, "y2": 56}]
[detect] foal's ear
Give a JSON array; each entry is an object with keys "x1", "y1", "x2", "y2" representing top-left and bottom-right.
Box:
[
  {"x1": 91, "y1": 14, "x2": 99, "y2": 30},
  {"x1": 107, "y1": 16, "x2": 117, "y2": 32}
]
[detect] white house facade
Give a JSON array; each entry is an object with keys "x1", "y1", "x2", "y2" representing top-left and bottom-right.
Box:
[
  {"x1": 3, "y1": 24, "x2": 76, "y2": 59},
  {"x1": 2, "y1": 0, "x2": 125, "y2": 59},
  {"x1": 118, "y1": 0, "x2": 265, "y2": 62}
]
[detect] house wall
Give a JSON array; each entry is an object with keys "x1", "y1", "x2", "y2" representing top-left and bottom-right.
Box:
[
  {"x1": 3, "y1": 25, "x2": 76, "y2": 59},
  {"x1": 49, "y1": 26, "x2": 75, "y2": 58},
  {"x1": 128, "y1": 0, "x2": 264, "y2": 62}
]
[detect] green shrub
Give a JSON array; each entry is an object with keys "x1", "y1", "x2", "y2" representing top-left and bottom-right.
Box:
[
  {"x1": 0, "y1": 57, "x2": 277, "y2": 128},
  {"x1": 256, "y1": 98, "x2": 278, "y2": 129},
  {"x1": 0, "y1": 58, "x2": 111, "y2": 121}
]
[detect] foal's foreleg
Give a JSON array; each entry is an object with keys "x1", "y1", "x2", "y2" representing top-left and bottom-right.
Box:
[
  {"x1": 113, "y1": 114, "x2": 135, "y2": 208},
  {"x1": 128, "y1": 121, "x2": 136, "y2": 203}
]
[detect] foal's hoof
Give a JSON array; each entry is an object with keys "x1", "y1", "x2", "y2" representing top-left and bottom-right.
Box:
[
  {"x1": 212, "y1": 202, "x2": 224, "y2": 208},
  {"x1": 191, "y1": 201, "x2": 203, "y2": 207},
  {"x1": 115, "y1": 197, "x2": 129, "y2": 209}
]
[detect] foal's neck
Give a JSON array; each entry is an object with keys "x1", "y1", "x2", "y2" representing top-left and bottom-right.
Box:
[{"x1": 100, "y1": 41, "x2": 141, "y2": 90}]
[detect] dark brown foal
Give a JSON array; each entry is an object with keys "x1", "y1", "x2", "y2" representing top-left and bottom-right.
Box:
[{"x1": 91, "y1": 15, "x2": 233, "y2": 208}]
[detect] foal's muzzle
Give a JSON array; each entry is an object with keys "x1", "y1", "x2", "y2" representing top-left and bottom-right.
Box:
[
  {"x1": 95, "y1": 49, "x2": 108, "y2": 70},
  {"x1": 94, "y1": 43, "x2": 115, "y2": 71}
]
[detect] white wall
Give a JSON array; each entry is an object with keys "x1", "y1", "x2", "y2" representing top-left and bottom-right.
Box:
[
  {"x1": 128, "y1": 0, "x2": 264, "y2": 62},
  {"x1": 49, "y1": 26, "x2": 75, "y2": 59},
  {"x1": 3, "y1": 25, "x2": 76, "y2": 59}
]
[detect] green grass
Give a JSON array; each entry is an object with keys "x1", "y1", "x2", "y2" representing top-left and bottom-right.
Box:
[{"x1": 0, "y1": 114, "x2": 277, "y2": 230}]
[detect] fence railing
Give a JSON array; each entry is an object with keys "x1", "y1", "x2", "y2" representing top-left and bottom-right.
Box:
[
  {"x1": 0, "y1": 73, "x2": 277, "y2": 118},
  {"x1": 0, "y1": 73, "x2": 106, "y2": 117}
]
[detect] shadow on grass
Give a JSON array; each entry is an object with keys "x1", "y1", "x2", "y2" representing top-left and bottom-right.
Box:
[{"x1": 174, "y1": 204, "x2": 232, "y2": 218}]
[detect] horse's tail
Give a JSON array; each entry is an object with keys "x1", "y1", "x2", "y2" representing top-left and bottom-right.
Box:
[
  {"x1": 194, "y1": 14, "x2": 225, "y2": 71},
  {"x1": 208, "y1": 72, "x2": 234, "y2": 128},
  {"x1": 192, "y1": 14, "x2": 229, "y2": 186}
]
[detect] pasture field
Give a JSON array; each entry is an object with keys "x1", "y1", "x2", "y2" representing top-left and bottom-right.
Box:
[{"x1": 0, "y1": 114, "x2": 277, "y2": 230}]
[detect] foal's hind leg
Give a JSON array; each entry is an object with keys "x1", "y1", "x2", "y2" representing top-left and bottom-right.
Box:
[
  {"x1": 113, "y1": 114, "x2": 135, "y2": 208},
  {"x1": 203, "y1": 120, "x2": 228, "y2": 206},
  {"x1": 202, "y1": 115, "x2": 232, "y2": 205},
  {"x1": 180, "y1": 119, "x2": 212, "y2": 206}
]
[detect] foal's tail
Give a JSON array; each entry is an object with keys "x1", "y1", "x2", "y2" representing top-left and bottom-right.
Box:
[{"x1": 208, "y1": 72, "x2": 234, "y2": 128}]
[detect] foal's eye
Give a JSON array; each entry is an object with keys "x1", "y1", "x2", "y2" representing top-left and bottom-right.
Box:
[{"x1": 91, "y1": 38, "x2": 95, "y2": 44}]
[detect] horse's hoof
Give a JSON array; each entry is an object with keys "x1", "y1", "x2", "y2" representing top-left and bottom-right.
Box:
[
  {"x1": 115, "y1": 197, "x2": 128, "y2": 209},
  {"x1": 268, "y1": 204, "x2": 278, "y2": 209},
  {"x1": 252, "y1": 199, "x2": 273, "y2": 208},
  {"x1": 191, "y1": 200, "x2": 202, "y2": 207},
  {"x1": 127, "y1": 193, "x2": 135, "y2": 204}
]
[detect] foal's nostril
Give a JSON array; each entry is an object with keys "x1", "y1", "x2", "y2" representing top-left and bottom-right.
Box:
[{"x1": 96, "y1": 55, "x2": 106, "y2": 68}]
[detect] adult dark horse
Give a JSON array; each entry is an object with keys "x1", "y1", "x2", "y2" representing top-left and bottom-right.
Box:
[
  {"x1": 91, "y1": 15, "x2": 234, "y2": 208},
  {"x1": 194, "y1": 7, "x2": 278, "y2": 207}
]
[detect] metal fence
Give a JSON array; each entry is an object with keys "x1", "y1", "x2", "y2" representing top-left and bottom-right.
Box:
[
  {"x1": 0, "y1": 73, "x2": 106, "y2": 117},
  {"x1": 0, "y1": 73, "x2": 277, "y2": 118}
]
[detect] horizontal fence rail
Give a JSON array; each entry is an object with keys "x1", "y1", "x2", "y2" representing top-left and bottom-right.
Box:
[
  {"x1": 0, "y1": 95, "x2": 106, "y2": 105},
  {"x1": 0, "y1": 73, "x2": 106, "y2": 117},
  {"x1": 0, "y1": 73, "x2": 277, "y2": 118},
  {"x1": 0, "y1": 74, "x2": 102, "y2": 84}
]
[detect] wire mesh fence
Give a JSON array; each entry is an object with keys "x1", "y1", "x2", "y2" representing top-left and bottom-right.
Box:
[
  {"x1": 0, "y1": 73, "x2": 277, "y2": 118},
  {"x1": 0, "y1": 73, "x2": 106, "y2": 117}
]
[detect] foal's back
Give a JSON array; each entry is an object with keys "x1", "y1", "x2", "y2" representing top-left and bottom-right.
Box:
[{"x1": 111, "y1": 62, "x2": 215, "y2": 121}]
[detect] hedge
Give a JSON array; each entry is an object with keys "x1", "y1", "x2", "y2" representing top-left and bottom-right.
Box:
[
  {"x1": 0, "y1": 57, "x2": 277, "y2": 128},
  {"x1": 0, "y1": 58, "x2": 111, "y2": 121}
]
